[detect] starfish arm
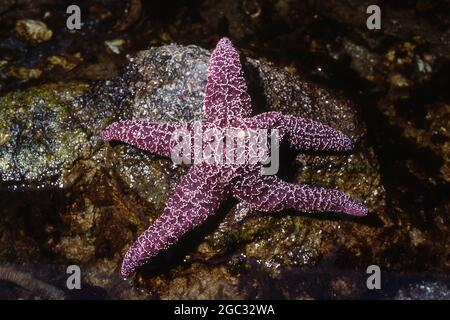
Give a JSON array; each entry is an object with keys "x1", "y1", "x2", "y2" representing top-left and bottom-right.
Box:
[
  {"x1": 233, "y1": 173, "x2": 367, "y2": 216},
  {"x1": 101, "y1": 120, "x2": 186, "y2": 158},
  {"x1": 204, "y1": 37, "x2": 252, "y2": 122},
  {"x1": 120, "y1": 165, "x2": 226, "y2": 277},
  {"x1": 248, "y1": 111, "x2": 354, "y2": 151}
]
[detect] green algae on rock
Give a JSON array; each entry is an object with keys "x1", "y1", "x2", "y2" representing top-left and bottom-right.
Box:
[{"x1": 0, "y1": 82, "x2": 90, "y2": 189}]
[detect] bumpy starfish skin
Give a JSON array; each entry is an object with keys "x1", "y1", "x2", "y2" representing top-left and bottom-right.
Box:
[{"x1": 102, "y1": 37, "x2": 368, "y2": 278}]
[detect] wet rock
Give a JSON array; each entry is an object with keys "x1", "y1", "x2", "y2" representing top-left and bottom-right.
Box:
[
  {"x1": 15, "y1": 19, "x2": 53, "y2": 44},
  {"x1": 0, "y1": 82, "x2": 90, "y2": 189},
  {"x1": 8, "y1": 66, "x2": 42, "y2": 80},
  {"x1": 379, "y1": 100, "x2": 449, "y2": 186},
  {"x1": 119, "y1": 45, "x2": 209, "y2": 122},
  {"x1": 46, "y1": 53, "x2": 84, "y2": 72},
  {"x1": 0, "y1": 78, "x2": 127, "y2": 190},
  {"x1": 143, "y1": 263, "x2": 245, "y2": 299},
  {"x1": 292, "y1": 2, "x2": 449, "y2": 286},
  {"x1": 341, "y1": 39, "x2": 380, "y2": 84},
  {"x1": 395, "y1": 280, "x2": 450, "y2": 300}
]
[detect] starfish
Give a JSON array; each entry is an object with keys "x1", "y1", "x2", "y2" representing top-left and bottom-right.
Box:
[{"x1": 102, "y1": 37, "x2": 368, "y2": 278}]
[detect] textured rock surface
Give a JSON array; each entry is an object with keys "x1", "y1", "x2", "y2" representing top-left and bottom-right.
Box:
[{"x1": 0, "y1": 82, "x2": 90, "y2": 189}]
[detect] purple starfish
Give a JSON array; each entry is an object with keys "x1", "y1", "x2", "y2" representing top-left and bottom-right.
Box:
[{"x1": 102, "y1": 37, "x2": 368, "y2": 278}]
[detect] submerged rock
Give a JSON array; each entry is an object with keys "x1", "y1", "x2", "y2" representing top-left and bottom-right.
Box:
[{"x1": 0, "y1": 43, "x2": 384, "y2": 299}]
